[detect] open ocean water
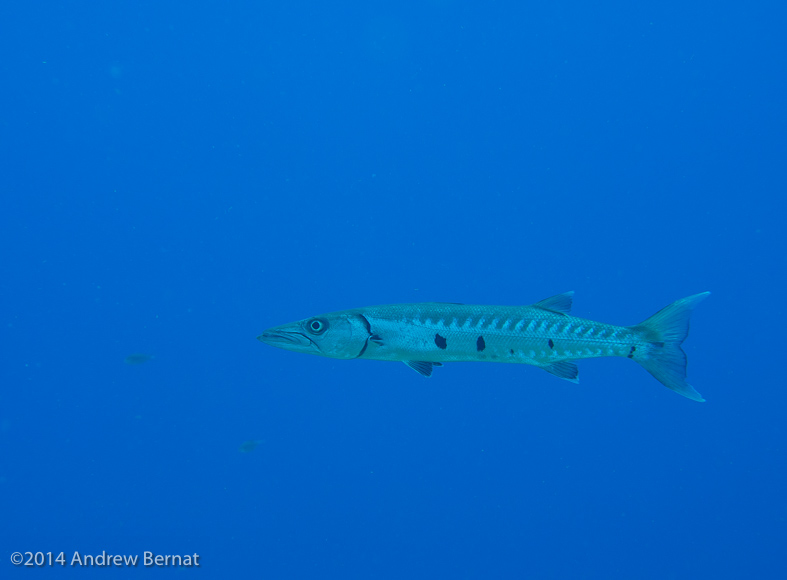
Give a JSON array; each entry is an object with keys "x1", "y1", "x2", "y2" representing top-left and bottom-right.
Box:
[{"x1": 2, "y1": 1, "x2": 785, "y2": 578}]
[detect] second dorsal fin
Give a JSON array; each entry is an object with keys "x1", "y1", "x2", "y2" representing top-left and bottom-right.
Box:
[{"x1": 533, "y1": 291, "x2": 574, "y2": 315}]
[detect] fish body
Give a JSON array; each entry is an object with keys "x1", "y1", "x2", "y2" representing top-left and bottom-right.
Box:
[{"x1": 258, "y1": 292, "x2": 709, "y2": 402}]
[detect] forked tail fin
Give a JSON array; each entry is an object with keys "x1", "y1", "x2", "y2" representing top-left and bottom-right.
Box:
[{"x1": 629, "y1": 292, "x2": 710, "y2": 402}]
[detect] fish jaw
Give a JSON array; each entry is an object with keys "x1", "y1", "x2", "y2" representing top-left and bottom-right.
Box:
[{"x1": 257, "y1": 327, "x2": 317, "y2": 354}]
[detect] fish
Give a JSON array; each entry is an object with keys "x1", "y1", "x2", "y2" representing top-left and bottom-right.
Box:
[
  {"x1": 124, "y1": 353, "x2": 154, "y2": 365},
  {"x1": 258, "y1": 292, "x2": 710, "y2": 402},
  {"x1": 238, "y1": 440, "x2": 264, "y2": 453}
]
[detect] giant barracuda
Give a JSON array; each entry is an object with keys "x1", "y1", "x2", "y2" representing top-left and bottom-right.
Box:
[{"x1": 258, "y1": 292, "x2": 710, "y2": 402}]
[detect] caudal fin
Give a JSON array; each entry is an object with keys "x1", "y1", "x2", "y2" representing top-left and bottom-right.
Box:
[{"x1": 629, "y1": 292, "x2": 710, "y2": 402}]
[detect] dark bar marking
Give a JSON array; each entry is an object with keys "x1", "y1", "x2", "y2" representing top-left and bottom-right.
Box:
[
  {"x1": 548, "y1": 339, "x2": 555, "y2": 349},
  {"x1": 476, "y1": 336, "x2": 486, "y2": 352},
  {"x1": 435, "y1": 334, "x2": 447, "y2": 349},
  {"x1": 627, "y1": 346, "x2": 636, "y2": 359}
]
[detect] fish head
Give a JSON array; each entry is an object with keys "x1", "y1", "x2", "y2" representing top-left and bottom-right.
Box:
[{"x1": 257, "y1": 311, "x2": 370, "y2": 359}]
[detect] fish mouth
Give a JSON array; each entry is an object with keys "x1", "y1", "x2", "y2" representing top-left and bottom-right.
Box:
[{"x1": 257, "y1": 329, "x2": 313, "y2": 350}]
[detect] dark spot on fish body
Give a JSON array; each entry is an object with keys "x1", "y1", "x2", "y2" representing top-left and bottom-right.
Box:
[
  {"x1": 548, "y1": 339, "x2": 554, "y2": 349},
  {"x1": 476, "y1": 336, "x2": 486, "y2": 352},
  {"x1": 435, "y1": 334, "x2": 447, "y2": 349},
  {"x1": 627, "y1": 346, "x2": 636, "y2": 359},
  {"x1": 509, "y1": 349, "x2": 514, "y2": 355}
]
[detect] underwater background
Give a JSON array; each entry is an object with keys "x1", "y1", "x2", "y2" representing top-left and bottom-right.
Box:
[{"x1": 2, "y1": 1, "x2": 785, "y2": 578}]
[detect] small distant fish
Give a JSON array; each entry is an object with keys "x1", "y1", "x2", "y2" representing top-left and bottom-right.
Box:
[
  {"x1": 124, "y1": 353, "x2": 154, "y2": 365},
  {"x1": 258, "y1": 292, "x2": 710, "y2": 402},
  {"x1": 238, "y1": 440, "x2": 264, "y2": 453}
]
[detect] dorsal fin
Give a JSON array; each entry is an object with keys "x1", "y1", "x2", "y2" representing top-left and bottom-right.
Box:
[{"x1": 533, "y1": 291, "x2": 574, "y2": 315}]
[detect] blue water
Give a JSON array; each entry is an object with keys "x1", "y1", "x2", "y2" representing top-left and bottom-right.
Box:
[{"x1": 2, "y1": 2, "x2": 785, "y2": 578}]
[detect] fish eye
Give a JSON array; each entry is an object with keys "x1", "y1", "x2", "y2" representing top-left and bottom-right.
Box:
[{"x1": 307, "y1": 318, "x2": 328, "y2": 334}]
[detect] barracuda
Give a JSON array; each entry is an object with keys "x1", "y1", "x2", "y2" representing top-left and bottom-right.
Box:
[{"x1": 258, "y1": 292, "x2": 710, "y2": 402}]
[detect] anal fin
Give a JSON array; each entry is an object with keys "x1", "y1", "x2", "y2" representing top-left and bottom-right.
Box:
[
  {"x1": 541, "y1": 361, "x2": 579, "y2": 383},
  {"x1": 403, "y1": 360, "x2": 443, "y2": 377}
]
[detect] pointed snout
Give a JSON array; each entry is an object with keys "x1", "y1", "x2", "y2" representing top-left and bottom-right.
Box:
[{"x1": 257, "y1": 328, "x2": 312, "y2": 350}]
